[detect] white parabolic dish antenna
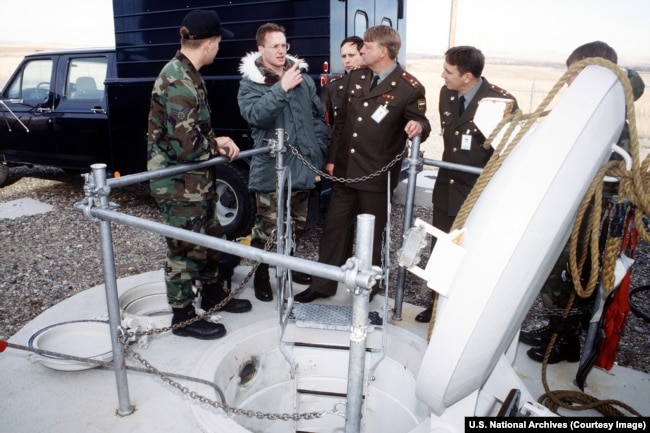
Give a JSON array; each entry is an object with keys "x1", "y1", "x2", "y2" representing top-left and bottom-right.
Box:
[{"x1": 415, "y1": 65, "x2": 626, "y2": 416}]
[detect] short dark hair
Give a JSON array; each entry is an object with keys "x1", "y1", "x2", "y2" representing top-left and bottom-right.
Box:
[
  {"x1": 565, "y1": 41, "x2": 617, "y2": 67},
  {"x1": 256, "y1": 22, "x2": 285, "y2": 47},
  {"x1": 341, "y1": 36, "x2": 363, "y2": 51},
  {"x1": 445, "y1": 46, "x2": 484, "y2": 78}
]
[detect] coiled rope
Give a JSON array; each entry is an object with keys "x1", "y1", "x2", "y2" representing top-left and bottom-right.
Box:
[{"x1": 427, "y1": 57, "x2": 646, "y2": 416}]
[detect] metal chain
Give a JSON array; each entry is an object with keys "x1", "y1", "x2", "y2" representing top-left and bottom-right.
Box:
[
  {"x1": 126, "y1": 232, "x2": 278, "y2": 340},
  {"x1": 123, "y1": 343, "x2": 325, "y2": 421},
  {"x1": 284, "y1": 138, "x2": 408, "y2": 184},
  {"x1": 117, "y1": 231, "x2": 331, "y2": 421}
]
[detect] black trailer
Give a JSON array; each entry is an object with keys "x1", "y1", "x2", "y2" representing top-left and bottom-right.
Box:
[{"x1": 0, "y1": 0, "x2": 406, "y2": 238}]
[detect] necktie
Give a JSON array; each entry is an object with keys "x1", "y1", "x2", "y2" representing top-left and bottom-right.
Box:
[
  {"x1": 458, "y1": 95, "x2": 466, "y2": 116},
  {"x1": 370, "y1": 75, "x2": 379, "y2": 90}
]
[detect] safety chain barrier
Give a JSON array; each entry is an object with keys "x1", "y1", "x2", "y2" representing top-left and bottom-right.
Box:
[{"x1": 284, "y1": 138, "x2": 408, "y2": 184}]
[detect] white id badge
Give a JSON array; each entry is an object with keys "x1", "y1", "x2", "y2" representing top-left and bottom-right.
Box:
[
  {"x1": 371, "y1": 105, "x2": 389, "y2": 123},
  {"x1": 461, "y1": 134, "x2": 472, "y2": 150}
]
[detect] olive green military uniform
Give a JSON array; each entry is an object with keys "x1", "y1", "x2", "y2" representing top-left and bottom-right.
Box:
[
  {"x1": 324, "y1": 74, "x2": 347, "y2": 134},
  {"x1": 310, "y1": 65, "x2": 431, "y2": 296},
  {"x1": 432, "y1": 78, "x2": 517, "y2": 233}
]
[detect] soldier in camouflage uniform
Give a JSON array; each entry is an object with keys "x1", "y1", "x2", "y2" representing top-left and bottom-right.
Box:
[
  {"x1": 523, "y1": 41, "x2": 645, "y2": 363},
  {"x1": 237, "y1": 23, "x2": 328, "y2": 302},
  {"x1": 148, "y1": 10, "x2": 252, "y2": 340}
]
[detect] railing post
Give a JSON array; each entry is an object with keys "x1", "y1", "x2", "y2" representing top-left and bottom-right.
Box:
[
  {"x1": 392, "y1": 136, "x2": 422, "y2": 320},
  {"x1": 90, "y1": 163, "x2": 134, "y2": 416},
  {"x1": 345, "y1": 214, "x2": 375, "y2": 433}
]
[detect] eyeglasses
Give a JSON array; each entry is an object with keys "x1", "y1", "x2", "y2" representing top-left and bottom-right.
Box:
[{"x1": 266, "y1": 43, "x2": 290, "y2": 52}]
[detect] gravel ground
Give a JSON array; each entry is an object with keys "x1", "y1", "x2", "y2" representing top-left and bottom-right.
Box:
[{"x1": 1, "y1": 165, "x2": 649, "y2": 375}]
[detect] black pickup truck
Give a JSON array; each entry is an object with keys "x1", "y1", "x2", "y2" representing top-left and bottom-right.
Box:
[
  {"x1": 0, "y1": 0, "x2": 406, "y2": 238},
  {"x1": 0, "y1": 47, "x2": 256, "y2": 238}
]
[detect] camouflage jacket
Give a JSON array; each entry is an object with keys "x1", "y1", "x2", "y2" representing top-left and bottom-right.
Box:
[{"x1": 147, "y1": 51, "x2": 216, "y2": 201}]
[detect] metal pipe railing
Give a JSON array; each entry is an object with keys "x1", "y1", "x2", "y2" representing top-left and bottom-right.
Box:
[
  {"x1": 75, "y1": 161, "x2": 380, "y2": 417},
  {"x1": 393, "y1": 144, "x2": 483, "y2": 318},
  {"x1": 76, "y1": 131, "x2": 488, "y2": 423},
  {"x1": 104, "y1": 147, "x2": 270, "y2": 189},
  {"x1": 92, "y1": 166, "x2": 134, "y2": 416},
  {"x1": 392, "y1": 136, "x2": 421, "y2": 320},
  {"x1": 422, "y1": 156, "x2": 483, "y2": 175},
  {"x1": 345, "y1": 214, "x2": 375, "y2": 433}
]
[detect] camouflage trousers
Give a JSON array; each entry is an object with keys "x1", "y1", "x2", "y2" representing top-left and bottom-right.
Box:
[
  {"x1": 251, "y1": 190, "x2": 309, "y2": 249},
  {"x1": 538, "y1": 200, "x2": 602, "y2": 335},
  {"x1": 155, "y1": 197, "x2": 226, "y2": 308}
]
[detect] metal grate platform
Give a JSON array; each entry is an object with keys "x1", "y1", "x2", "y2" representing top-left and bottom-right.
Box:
[{"x1": 289, "y1": 304, "x2": 383, "y2": 331}]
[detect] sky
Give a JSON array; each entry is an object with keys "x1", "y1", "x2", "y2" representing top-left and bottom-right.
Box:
[
  {"x1": 1, "y1": 0, "x2": 649, "y2": 61},
  {"x1": 406, "y1": 0, "x2": 650, "y2": 61}
]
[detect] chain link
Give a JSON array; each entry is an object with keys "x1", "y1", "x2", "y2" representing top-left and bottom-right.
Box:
[{"x1": 284, "y1": 138, "x2": 408, "y2": 184}]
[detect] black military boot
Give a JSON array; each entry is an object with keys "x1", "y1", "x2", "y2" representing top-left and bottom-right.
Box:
[
  {"x1": 254, "y1": 263, "x2": 273, "y2": 302},
  {"x1": 290, "y1": 245, "x2": 312, "y2": 285},
  {"x1": 217, "y1": 253, "x2": 240, "y2": 291},
  {"x1": 526, "y1": 335, "x2": 581, "y2": 364},
  {"x1": 171, "y1": 305, "x2": 226, "y2": 340},
  {"x1": 201, "y1": 282, "x2": 252, "y2": 313},
  {"x1": 519, "y1": 315, "x2": 562, "y2": 346},
  {"x1": 526, "y1": 313, "x2": 583, "y2": 363}
]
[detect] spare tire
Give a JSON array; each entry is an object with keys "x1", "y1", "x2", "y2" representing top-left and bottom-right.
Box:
[{"x1": 216, "y1": 163, "x2": 255, "y2": 240}]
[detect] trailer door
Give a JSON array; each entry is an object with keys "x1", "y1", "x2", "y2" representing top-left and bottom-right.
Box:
[{"x1": 344, "y1": 0, "x2": 407, "y2": 64}]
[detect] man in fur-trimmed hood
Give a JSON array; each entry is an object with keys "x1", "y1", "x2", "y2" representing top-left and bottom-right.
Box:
[{"x1": 237, "y1": 22, "x2": 328, "y2": 301}]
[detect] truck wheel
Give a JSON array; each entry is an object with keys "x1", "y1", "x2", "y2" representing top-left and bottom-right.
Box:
[
  {"x1": 0, "y1": 163, "x2": 8, "y2": 186},
  {"x1": 216, "y1": 163, "x2": 255, "y2": 240}
]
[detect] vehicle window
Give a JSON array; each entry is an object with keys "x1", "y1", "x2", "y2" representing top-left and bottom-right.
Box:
[
  {"x1": 5, "y1": 59, "x2": 53, "y2": 101},
  {"x1": 65, "y1": 56, "x2": 108, "y2": 100},
  {"x1": 354, "y1": 11, "x2": 368, "y2": 35}
]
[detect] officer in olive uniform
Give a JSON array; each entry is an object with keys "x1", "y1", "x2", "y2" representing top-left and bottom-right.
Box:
[
  {"x1": 295, "y1": 25, "x2": 431, "y2": 303},
  {"x1": 416, "y1": 46, "x2": 517, "y2": 322},
  {"x1": 323, "y1": 36, "x2": 365, "y2": 136}
]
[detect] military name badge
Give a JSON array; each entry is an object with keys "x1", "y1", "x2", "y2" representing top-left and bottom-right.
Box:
[
  {"x1": 371, "y1": 104, "x2": 389, "y2": 123},
  {"x1": 461, "y1": 134, "x2": 472, "y2": 150}
]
